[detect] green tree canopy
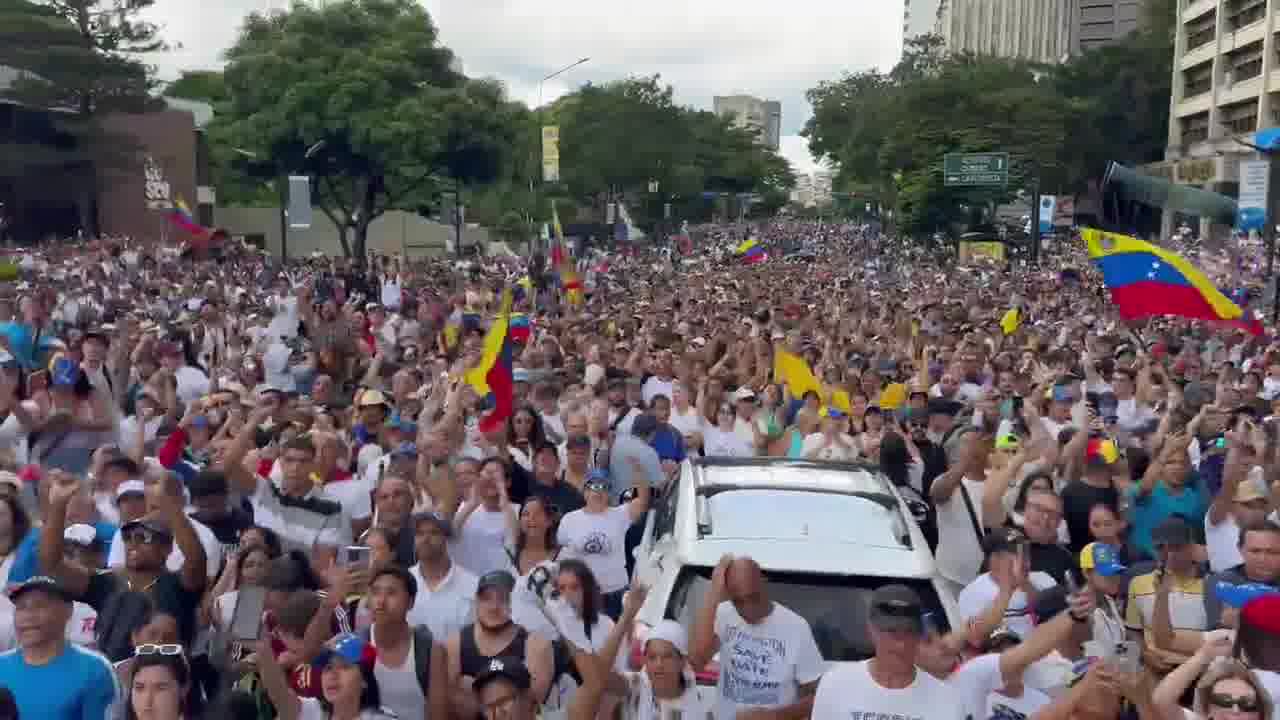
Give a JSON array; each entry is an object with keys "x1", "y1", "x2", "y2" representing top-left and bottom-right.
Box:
[{"x1": 214, "y1": 0, "x2": 520, "y2": 260}]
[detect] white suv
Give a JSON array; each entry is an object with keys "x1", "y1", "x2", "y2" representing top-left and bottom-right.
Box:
[{"x1": 628, "y1": 456, "x2": 959, "y2": 680}]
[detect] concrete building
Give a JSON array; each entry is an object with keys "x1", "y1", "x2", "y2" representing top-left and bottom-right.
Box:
[
  {"x1": 791, "y1": 175, "x2": 815, "y2": 206},
  {"x1": 1157, "y1": 0, "x2": 1280, "y2": 239},
  {"x1": 903, "y1": 0, "x2": 944, "y2": 47},
  {"x1": 712, "y1": 94, "x2": 781, "y2": 150},
  {"x1": 938, "y1": 0, "x2": 1074, "y2": 63},
  {"x1": 813, "y1": 171, "x2": 834, "y2": 205},
  {"x1": 1070, "y1": 0, "x2": 1144, "y2": 54}
]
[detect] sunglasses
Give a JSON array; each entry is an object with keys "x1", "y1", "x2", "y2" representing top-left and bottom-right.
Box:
[
  {"x1": 123, "y1": 529, "x2": 167, "y2": 545},
  {"x1": 1208, "y1": 694, "x2": 1260, "y2": 712},
  {"x1": 135, "y1": 643, "x2": 184, "y2": 657}
]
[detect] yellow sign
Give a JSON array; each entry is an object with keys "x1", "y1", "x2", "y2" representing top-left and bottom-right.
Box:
[
  {"x1": 541, "y1": 125, "x2": 560, "y2": 182},
  {"x1": 958, "y1": 241, "x2": 1006, "y2": 263}
]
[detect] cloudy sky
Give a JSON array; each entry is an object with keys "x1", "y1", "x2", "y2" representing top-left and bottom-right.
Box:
[{"x1": 143, "y1": 0, "x2": 903, "y2": 176}]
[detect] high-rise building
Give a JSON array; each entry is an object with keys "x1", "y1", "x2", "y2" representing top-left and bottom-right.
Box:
[
  {"x1": 903, "y1": 0, "x2": 943, "y2": 50},
  {"x1": 1069, "y1": 0, "x2": 1144, "y2": 54},
  {"x1": 937, "y1": 0, "x2": 1073, "y2": 63},
  {"x1": 713, "y1": 94, "x2": 781, "y2": 150},
  {"x1": 1154, "y1": 0, "x2": 1280, "y2": 238}
]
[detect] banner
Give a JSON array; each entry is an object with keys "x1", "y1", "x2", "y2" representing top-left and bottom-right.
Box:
[
  {"x1": 1237, "y1": 159, "x2": 1269, "y2": 232},
  {"x1": 541, "y1": 125, "x2": 560, "y2": 182},
  {"x1": 959, "y1": 241, "x2": 1006, "y2": 263},
  {"x1": 144, "y1": 155, "x2": 172, "y2": 210},
  {"x1": 287, "y1": 175, "x2": 312, "y2": 229},
  {"x1": 1038, "y1": 195, "x2": 1056, "y2": 235}
]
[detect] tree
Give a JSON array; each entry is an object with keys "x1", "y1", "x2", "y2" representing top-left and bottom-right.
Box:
[
  {"x1": 164, "y1": 70, "x2": 227, "y2": 105},
  {"x1": 0, "y1": 0, "x2": 164, "y2": 234},
  {"x1": 215, "y1": 0, "x2": 517, "y2": 261}
]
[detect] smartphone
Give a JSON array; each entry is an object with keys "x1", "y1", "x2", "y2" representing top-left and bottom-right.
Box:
[
  {"x1": 1064, "y1": 570, "x2": 1082, "y2": 595},
  {"x1": 341, "y1": 545, "x2": 372, "y2": 569},
  {"x1": 1011, "y1": 396, "x2": 1024, "y2": 416},
  {"x1": 229, "y1": 585, "x2": 267, "y2": 641},
  {"x1": 1113, "y1": 640, "x2": 1141, "y2": 674}
]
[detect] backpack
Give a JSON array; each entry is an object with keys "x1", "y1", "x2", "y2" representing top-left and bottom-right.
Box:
[{"x1": 358, "y1": 624, "x2": 435, "y2": 692}]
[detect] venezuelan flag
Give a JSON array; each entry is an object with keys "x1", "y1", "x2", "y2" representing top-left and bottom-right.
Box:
[
  {"x1": 773, "y1": 349, "x2": 823, "y2": 400},
  {"x1": 510, "y1": 313, "x2": 531, "y2": 344},
  {"x1": 514, "y1": 275, "x2": 533, "y2": 304},
  {"x1": 464, "y1": 290, "x2": 516, "y2": 433},
  {"x1": 1083, "y1": 229, "x2": 1263, "y2": 336},
  {"x1": 735, "y1": 238, "x2": 766, "y2": 265},
  {"x1": 999, "y1": 308, "x2": 1021, "y2": 336},
  {"x1": 167, "y1": 197, "x2": 210, "y2": 237},
  {"x1": 443, "y1": 309, "x2": 462, "y2": 349}
]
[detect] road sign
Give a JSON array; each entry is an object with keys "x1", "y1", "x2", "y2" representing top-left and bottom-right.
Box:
[{"x1": 944, "y1": 152, "x2": 1010, "y2": 187}]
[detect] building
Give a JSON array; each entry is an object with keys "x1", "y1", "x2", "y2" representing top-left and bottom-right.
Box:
[
  {"x1": 791, "y1": 175, "x2": 814, "y2": 206},
  {"x1": 903, "y1": 0, "x2": 944, "y2": 49},
  {"x1": 938, "y1": 0, "x2": 1074, "y2": 63},
  {"x1": 813, "y1": 171, "x2": 834, "y2": 205},
  {"x1": 1157, "y1": 0, "x2": 1280, "y2": 239},
  {"x1": 712, "y1": 94, "x2": 781, "y2": 150},
  {"x1": 1070, "y1": 0, "x2": 1144, "y2": 54}
]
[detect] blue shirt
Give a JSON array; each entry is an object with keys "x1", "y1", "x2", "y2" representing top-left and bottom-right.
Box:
[
  {"x1": 0, "y1": 644, "x2": 119, "y2": 720},
  {"x1": 650, "y1": 424, "x2": 687, "y2": 463},
  {"x1": 7, "y1": 522, "x2": 117, "y2": 587},
  {"x1": 1126, "y1": 480, "x2": 1208, "y2": 560}
]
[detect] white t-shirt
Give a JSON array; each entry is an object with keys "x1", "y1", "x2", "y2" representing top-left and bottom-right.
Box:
[
  {"x1": 619, "y1": 669, "x2": 717, "y2": 720},
  {"x1": 106, "y1": 514, "x2": 224, "y2": 579},
  {"x1": 407, "y1": 563, "x2": 477, "y2": 641},
  {"x1": 173, "y1": 365, "x2": 211, "y2": 407},
  {"x1": 958, "y1": 572, "x2": 1059, "y2": 640},
  {"x1": 702, "y1": 427, "x2": 754, "y2": 457},
  {"x1": 298, "y1": 698, "x2": 395, "y2": 720},
  {"x1": 981, "y1": 686, "x2": 1052, "y2": 720},
  {"x1": 557, "y1": 505, "x2": 633, "y2": 593},
  {"x1": 450, "y1": 507, "x2": 514, "y2": 578},
  {"x1": 1258, "y1": 670, "x2": 1280, "y2": 704},
  {"x1": 812, "y1": 660, "x2": 966, "y2": 720},
  {"x1": 668, "y1": 406, "x2": 703, "y2": 437},
  {"x1": 713, "y1": 601, "x2": 825, "y2": 720},
  {"x1": 0, "y1": 408, "x2": 32, "y2": 466},
  {"x1": 935, "y1": 478, "x2": 987, "y2": 586}
]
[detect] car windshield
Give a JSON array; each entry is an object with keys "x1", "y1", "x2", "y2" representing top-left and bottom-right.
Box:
[
  {"x1": 705, "y1": 489, "x2": 909, "y2": 547},
  {"x1": 666, "y1": 567, "x2": 949, "y2": 662}
]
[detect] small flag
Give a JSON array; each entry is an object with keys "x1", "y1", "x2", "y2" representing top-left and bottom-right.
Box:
[
  {"x1": 510, "y1": 313, "x2": 531, "y2": 344},
  {"x1": 1000, "y1": 308, "x2": 1021, "y2": 336},
  {"x1": 464, "y1": 290, "x2": 516, "y2": 433}
]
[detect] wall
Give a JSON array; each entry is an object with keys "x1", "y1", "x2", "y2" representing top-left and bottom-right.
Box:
[
  {"x1": 97, "y1": 109, "x2": 197, "y2": 240},
  {"x1": 212, "y1": 206, "x2": 495, "y2": 258}
]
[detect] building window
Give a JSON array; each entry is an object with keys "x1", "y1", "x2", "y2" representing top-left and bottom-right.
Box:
[
  {"x1": 1187, "y1": 26, "x2": 1215, "y2": 51},
  {"x1": 1235, "y1": 57, "x2": 1263, "y2": 81},
  {"x1": 1182, "y1": 112, "x2": 1211, "y2": 145},
  {"x1": 1228, "y1": 0, "x2": 1265, "y2": 29}
]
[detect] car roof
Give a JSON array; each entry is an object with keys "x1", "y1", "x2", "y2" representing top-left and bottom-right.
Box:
[{"x1": 671, "y1": 458, "x2": 938, "y2": 579}]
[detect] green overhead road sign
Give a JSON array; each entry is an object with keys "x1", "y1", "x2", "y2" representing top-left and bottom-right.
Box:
[{"x1": 944, "y1": 152, "x2": 1009, "y2": 186}]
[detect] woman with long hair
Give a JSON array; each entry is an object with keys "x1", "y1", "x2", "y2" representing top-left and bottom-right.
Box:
[
  {"x1": 509, "y1": 496, "x2": 561, "y2": 639},
  {"x1": 506, "y1": 406, "x2": 547, "y2": 472},
  {"x1": 209, "y1": 545, "x2": 274, "y2": 648},
  {"x1": 0, "y1": 494, "x2": 32, "y2": 588},
  {"x1": 257, "y1": 633, "x2": 395, "y2": 720},
  {"x1": 124, "y1": 647, "x2": 190, "y2": 720},
  {"x1": 544, "y1": 560, "x2": 622, "y2": 720},
  {"x1": 1154, "y1": 634, "x2": 1273, "y2": 720}
]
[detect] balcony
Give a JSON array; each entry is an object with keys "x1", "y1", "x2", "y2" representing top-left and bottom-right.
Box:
[
  {"x1": 1182, "y1": 126, "x2": 1211, "y2": 145},
  {"x1": 1221, "y1": 22, "x2": 1266, "y2": 53},
  {"x1": 1227, "y1": 0, "x2": 1266, "y2": 32},
  {"x1": 1183, "y1": 0, "x2": 1215, "y2": 21},
  {"x1": 1184, "y1": 76, "x2": 1213, "y2": 98},
  {"x1": 1178, "y1": 92, "x2": 1215, "y2": 117}
]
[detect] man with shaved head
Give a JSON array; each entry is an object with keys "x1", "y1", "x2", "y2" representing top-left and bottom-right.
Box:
[{"x1": 690, "y1": 555, "x2": 825, "y2": 720}]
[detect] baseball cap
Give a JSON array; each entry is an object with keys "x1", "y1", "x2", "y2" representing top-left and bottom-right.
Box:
[
  {"x1": 1151, "y1": 516, "x2": 1194, "y2": 547},
  {"x1": 1085, "y1": 437, "x2": 1119, "y2": 465},
  {"x1": 1215, "y1": 580, "x2": 1279, "y2": 610},
  {"x1": 64, "y1": 523, "x2": 106, "y2": 548},
  {"x1": 411, "y1": 511, "x2": 452, "y2": 537},
  {"x1": 733, "y1": 386, "x2": 757, "y2": 402},
  {"x1": 584, "y1": 469, "x2": 610, "y2": 494},
  {"x1": 9, "y1": 575, "x2": 73, "y2": 603},
  {"x1": 1079, "y1": 542, "x2": 1128, "y2": 577},
  {"x1": 868, "y1": 584, "x2": 925, "y2": 633},
  {"x1": 927, "y1": 398, "x2": 964, "y2": 417},
  {"x1": 477, "y1": 570, "x2": 516, "y2": 595},
  {"x1": 1241, "y1": 593, "x2": 1280, "y2": 635},
  {"x1": 982, "y1": 527, "x2": 1027, "y2": 556},
  {"x1": 473, "y1": 656, "x2": 532, "y2": 693},
  {"x1": 121, "y1": 516, "x2": 174, "y2": 540},
  {"x1": 630, "y1": 413, "x2": 659, "y2": 437},
  {"x1": 115, "y1": 479, "x2": 146, "y2": 502},
  {"x1": 313, "y1": 633, "x2": 378, "y2": 671},
  {"x1": 187, "y1": 470, "x2": 230, "y2": 499},
  {"x1": 389, "y1": 442, "x2": 419, "y2": 460},
  {"x1": 643, "y1": 620, "x2": 689, "y2": 656},
  {"x1": 51, "y1": 357, "x2": 81, "y2": 387},
  {"x1": 356, "y1": 389, "x2": 391, "y2": 408}
]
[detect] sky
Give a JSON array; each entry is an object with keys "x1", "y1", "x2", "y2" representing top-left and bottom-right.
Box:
[{"x1": 142, "y1": 0, "x2": 904, "y2": 177}]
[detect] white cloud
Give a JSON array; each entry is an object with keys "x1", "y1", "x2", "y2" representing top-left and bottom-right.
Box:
[{"x1": 141, "y1": 0, "x2": 901, "y2": 173}]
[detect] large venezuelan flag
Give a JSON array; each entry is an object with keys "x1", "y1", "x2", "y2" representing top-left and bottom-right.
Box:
[
  {"x1": 1083, "y1": 228, "x2": 1263, "y2": 336},
  {"x1": 464, "y1": 290, "x2": 516, "y2": 433},
  {"x1": 736, "y1": 238, "x2": 766, "y2": 265},
  {"x1": 167, "y1": 198, "x2": 210, "y2": 238}
]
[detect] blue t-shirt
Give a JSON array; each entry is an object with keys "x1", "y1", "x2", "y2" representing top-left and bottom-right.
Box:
[
  {"x1": 1126, "y1": 480, "x2": 1208, "y2": 560},
  {"x1": 0, "y1": 644, "x2": 119, "y2": 720},
  {"x1": 7, "y1": 522, "x2": 117, "y2": 587}
]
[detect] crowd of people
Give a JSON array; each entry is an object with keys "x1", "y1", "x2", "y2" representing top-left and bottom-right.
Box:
[{"x1": 0, "y1": 221, "x2": 1274, "y2": 720}]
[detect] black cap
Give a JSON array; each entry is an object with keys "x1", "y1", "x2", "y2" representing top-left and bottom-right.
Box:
[
  {"x1": 927, "y1": 399, "x2": 964, "y2": 417},
  {"x1": 473, "y1": 656, "x2": 532, "y2": 693},
  {"x1": 868, "y1": 584, "x2": 924, "y2": 633},
  {"x1": 477, "y1": 570, "x2": 516, "y2": 595},
  {"x1": 83, "y1": 327, "x2": 111, "y2": 345},
  {"x1": 1032, "y1": 584, "x2": 1072, "y2": 621},
  {"x1": 121, "y1": 517, "x2": 174, "y2": 539},
  {"x1": 631, "y1": 413, "x2": 659, "y2": 437},
  {"x1": 1152, "y1": 515, "x2": 1194, "y2": 547},
  {"x1": 187, "y1": 470, "x2": 229, "y2": 498},
  {"x1": 9, "y1": 575, "x2": 74, "y2": 603},
  {"x1": 982, "y1": 527, "x2": 1027, "y2": 556}
]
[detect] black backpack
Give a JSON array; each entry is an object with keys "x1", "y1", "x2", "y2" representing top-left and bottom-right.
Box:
[{"x1": 358, "y1": 624, "x2": 435, "y2": 692}]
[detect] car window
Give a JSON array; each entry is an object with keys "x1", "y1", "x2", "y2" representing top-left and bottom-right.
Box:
[
  {"x1": 665, "y1": 566, "x2": 950, "y2": 662},
  {"x1": 652, "y1": 481, "x2": 679, "y2": 540}
]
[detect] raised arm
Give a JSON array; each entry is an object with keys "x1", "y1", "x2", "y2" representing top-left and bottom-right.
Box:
[{"x1": 38, "y1": 472, "x2": 93, "y2": 597}]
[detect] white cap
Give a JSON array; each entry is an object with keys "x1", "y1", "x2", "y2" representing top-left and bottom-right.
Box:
[
  {"x1": 644, "y1": 620, "x2": 688, "y2": 656},
  {"x1": 115, "y1": 480, "x2": 146, "y2": 501},
  {"x1": 583, "y1": 363, "x2": 605, "y2": 388}
]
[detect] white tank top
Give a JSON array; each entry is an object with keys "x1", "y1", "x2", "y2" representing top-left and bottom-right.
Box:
[{"x1": 371, "y1": 626, "x2": 426, "y2": 720}]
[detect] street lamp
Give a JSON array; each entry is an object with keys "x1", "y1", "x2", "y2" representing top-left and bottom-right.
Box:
[
  {"x1": 530, "y1": 58, "x2": 590, "y2": 252},
  {"x1": 231, "y1": 143, "x2": 323, "y2": 260}
]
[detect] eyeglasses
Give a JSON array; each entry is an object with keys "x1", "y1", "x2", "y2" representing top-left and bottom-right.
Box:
[
  {"x1": 135, "y1": 644, "x2": 184, "y2": 657},
  {"x1": 1208, "y1": 693, "x2": 1261, "y2": 712}
]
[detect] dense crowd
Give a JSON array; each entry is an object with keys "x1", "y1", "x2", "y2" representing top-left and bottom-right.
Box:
[{"x1": 0, "y1": 223, "x2": 1275, "y2": 720}]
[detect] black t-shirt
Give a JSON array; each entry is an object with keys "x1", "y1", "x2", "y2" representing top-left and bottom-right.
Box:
[
  {"x1": 1060, "y1": 480, "x2": 1120, "y2": 554},
  {"x1": 1028, "y1": 542, "x2": 1076, "y2": 585},
  {"x1": 82, "y1": 570, "x2": 202, "y2": 658},
  {"x1": 532, "y1": 477, "x2": 586, "y2": 515},
  {"x1": 191, "y1": 507, "x2": 255, "y2": 554}
]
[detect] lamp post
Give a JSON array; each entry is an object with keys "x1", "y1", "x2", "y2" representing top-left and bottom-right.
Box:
[
  {"x1": 233, "y1": 141, "x2": 324, "y2": 260},
  {"x1": 531, "y1": 58, "x2": 590, "y2": 251}
]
